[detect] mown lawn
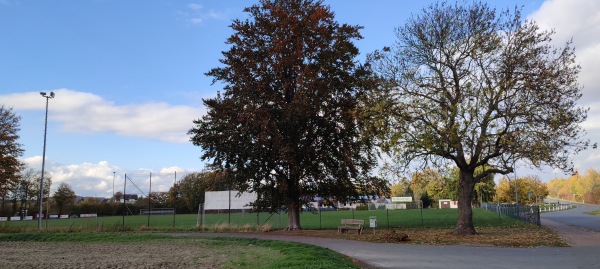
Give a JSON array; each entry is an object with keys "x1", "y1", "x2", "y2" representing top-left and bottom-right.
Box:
[
  {"x1": 0, "y1": 208, "x2": 524, "y2": 232},
  {"x1": 1, "y1": 208, "x2": 567, "y2": 248}
]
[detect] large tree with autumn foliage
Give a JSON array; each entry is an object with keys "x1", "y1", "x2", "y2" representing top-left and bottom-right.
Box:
[
  {"x1": 0, "y1": 105, "x2": 24, "y2": 207},
  {"x1": 189, "y1": 0, "x2": 375, "y2": 230},
  {"x1": 368, "y1": 1, "x2": 589, "y2": 235}
]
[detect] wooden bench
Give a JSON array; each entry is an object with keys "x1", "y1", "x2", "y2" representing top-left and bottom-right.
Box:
[{"x1": 337, "y1": 219, "x2": 364, "y2": 234}]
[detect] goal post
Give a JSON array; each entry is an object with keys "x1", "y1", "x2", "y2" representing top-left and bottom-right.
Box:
[{"x1": 140, "y1": 208, "x2": 175, "y2": 215}]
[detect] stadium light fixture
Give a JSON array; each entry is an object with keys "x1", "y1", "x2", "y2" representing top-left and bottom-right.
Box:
[{"x1": 38, "y1": 91, "x2": 55, "y2": 232}]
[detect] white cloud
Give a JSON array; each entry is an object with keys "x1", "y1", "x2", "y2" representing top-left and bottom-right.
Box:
[
  {"x1": 183, "y1": 3, "x2": 230, "y2": 25},
  {"x1": 580, "y1": 102, "x2": 600, "y2": 131},
  {"x1": 187, "y1": 3, "x2": 203, "y2": 11},
  {"x1": 587, "y1": 152, "x2": 600, "y2": 162},
  {"x1": 23, "y1": 156, "x2": 44, "y2": 169},
  {"x1": 527, "y1": 0, "x2": 600, "y2": 179},
  {"x1": 22, "y1": 157, "x2": 199, "y2": 197},
  {"x1": 528, "y1": 0, "x2": 600, "y2": 103},
  {"x1": 0, "y1": 89, "x2": 205, "y2": 143}
]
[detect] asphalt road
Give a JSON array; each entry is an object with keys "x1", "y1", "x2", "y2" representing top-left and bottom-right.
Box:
[
  {"x1": 542, "y1": 199, "x2": 600, "y2": 232},
  {"x1": 179, "y1": 203, "x2": 600, "y2": 269}
]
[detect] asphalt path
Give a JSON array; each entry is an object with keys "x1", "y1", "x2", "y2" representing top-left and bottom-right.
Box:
[
  {"x1": 184, "y1": 232, "x2": 599, "y2": 269},
  {"x1": 542, "y1": 199, "x2": 600, "y2": 232},
  {"x1": 176, "y1": 203, "x2": 600, "y2": 269}
]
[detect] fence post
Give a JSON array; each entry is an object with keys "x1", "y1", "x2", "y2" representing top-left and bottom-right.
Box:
[
  {"x1": 196, "y1": 203, "x2": 204, "y2": 227},
  {"x1": 122, "y1": 173, "x2": 127, "y2": 231},
  {"x1": 386, "y1": 209, "x2": 390, "y2": 228},
  {"x1": 420, "y1": 201, "x2": 424, "y2": 227},
  {"x1": 319, "y1": 209, "x2": 322, "y2": 229}
]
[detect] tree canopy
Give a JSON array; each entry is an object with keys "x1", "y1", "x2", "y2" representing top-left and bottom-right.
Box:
[
  {"x1": 189, "y1": 0, "x2": 376, "y2": 230},
  {"x1": 53, "y1": 182, "x2": 76, "y2": 215},
  {"x1": 495, "y1": 175, "x2": 548, "y2": 204},
  {"x1": 0, "y1": 105, "x2": 24, "y2": 200},
  {"x1": 548, "y1": 169, "x2": 600, "y2": 203},
  {"x1": 368, "y1": 1, "x2": 589, "y2": 234}
]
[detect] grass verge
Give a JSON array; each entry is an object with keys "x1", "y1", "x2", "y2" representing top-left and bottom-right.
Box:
[{"x1": 586, "y1": 210, "x2": 600, "y2": 215}]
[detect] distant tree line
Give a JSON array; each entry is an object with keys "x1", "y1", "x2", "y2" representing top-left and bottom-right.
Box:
[
  {"x1": 495, "y1": 175, "x2": 549, "y2": 205},
  {"x1": 387, "y1": 166, "x2": 495, "y2": 208},
  {"x1": 547, "y1": 169, "x2": 600, "y2": 204}
]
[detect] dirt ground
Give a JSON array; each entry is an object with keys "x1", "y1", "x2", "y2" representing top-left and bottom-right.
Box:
[{"x1": 0, "y1": 240, "x2": 227, "y2": 269}]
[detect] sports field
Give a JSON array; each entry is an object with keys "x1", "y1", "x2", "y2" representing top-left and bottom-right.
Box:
[{"x1": 0, "y1": 208, "x2": 523, "y2": 232}]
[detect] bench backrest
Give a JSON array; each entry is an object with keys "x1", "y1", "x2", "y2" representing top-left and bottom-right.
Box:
[{"x1": 341, "y1": 219, "x2": 364, "y2": 225}]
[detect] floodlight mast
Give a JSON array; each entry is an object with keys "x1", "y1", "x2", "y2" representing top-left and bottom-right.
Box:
[{"x1": 38, "y1": 91, "x2": 54, "y2": 232}]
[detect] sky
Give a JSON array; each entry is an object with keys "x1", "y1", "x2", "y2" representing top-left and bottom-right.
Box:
[{"x1": 1, "y1": 0, "x2": 598, "y2": 198}]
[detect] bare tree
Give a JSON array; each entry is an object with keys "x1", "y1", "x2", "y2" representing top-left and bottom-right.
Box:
[{"x1": 369, "y1": 1, "x2": 590, "y2": 234}]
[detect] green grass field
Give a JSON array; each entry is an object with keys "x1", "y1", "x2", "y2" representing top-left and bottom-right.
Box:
[{"x1": 0, "y1": 208, "x2": 523, "y2": 232}]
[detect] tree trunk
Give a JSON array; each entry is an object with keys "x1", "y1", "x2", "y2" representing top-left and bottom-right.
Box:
[
  {"x1": 455, "y1": 169, "x2": 476, "y2": 235},
  {"x1": 286, "y1": 199, "x2": 302, "y2": 230},
  {"x1": 285, "y1": 165, "x2": 302, "y2": 230}
]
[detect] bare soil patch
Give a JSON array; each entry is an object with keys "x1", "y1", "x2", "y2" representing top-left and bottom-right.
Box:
[{"x1": 0, "y1": 240, "x2": 226, "y2": 269}]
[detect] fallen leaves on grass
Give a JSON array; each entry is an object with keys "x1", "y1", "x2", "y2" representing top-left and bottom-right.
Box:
[{"x1": 267, "y1": 225, "x2": 568, "y2": 248}]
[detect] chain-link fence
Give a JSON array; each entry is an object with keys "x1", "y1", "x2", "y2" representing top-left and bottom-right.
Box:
[
  {"x1": 197, "y1": 202, "x2": 526, "y2": 229},
  {"x1": 5, "y1": 205, "x2": 534, "y2": 231}
]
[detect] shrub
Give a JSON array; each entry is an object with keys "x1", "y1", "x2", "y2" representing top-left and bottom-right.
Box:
[{"x1": 355, "y1": 204, "x2": 369, "y2": 211}]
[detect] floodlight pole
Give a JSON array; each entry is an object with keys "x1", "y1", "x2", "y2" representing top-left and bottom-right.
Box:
[
  {"x1": 112, "y1": 171, "x2": 116, "y2": 202},
  {"x1": 38, "y1": 91, "x2": 55, "y2": 232}
]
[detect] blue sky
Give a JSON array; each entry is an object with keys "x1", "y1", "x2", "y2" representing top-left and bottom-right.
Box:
[{"x1": 1, "y1": 0, "x2": 598, "y2": 197}]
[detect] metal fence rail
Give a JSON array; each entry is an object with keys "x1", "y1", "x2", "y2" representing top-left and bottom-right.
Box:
[
  {"x1": 539, "y1": 203, "x2": 574, "y2": 212},
  {"x1": 481, "y1": 203, "x2": 540, "y2": 226}
]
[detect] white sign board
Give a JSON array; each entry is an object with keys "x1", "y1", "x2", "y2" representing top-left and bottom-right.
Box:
[
  {"x1": 391, "y1": 197, "x2": 413, "y2": 203},
  {"x1": 204, "y1": 191, "x2": 257, "y2": 210}
]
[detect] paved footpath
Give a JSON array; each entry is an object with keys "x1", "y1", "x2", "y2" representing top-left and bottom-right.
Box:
[
  {"x1": 177, "y1": 204, "x2": 600, "y2": 269},
  {"x1": 541, "y1": 202, "x2": 600, "y2": 247}
]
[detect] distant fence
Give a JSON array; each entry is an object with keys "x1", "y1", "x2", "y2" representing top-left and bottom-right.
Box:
[
  {"x1": 481, "y1": 203, "x2": 540, "y2": 226},
  {"x1": 539, "y1": 203, "x2": 574, "y2": 212}
]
